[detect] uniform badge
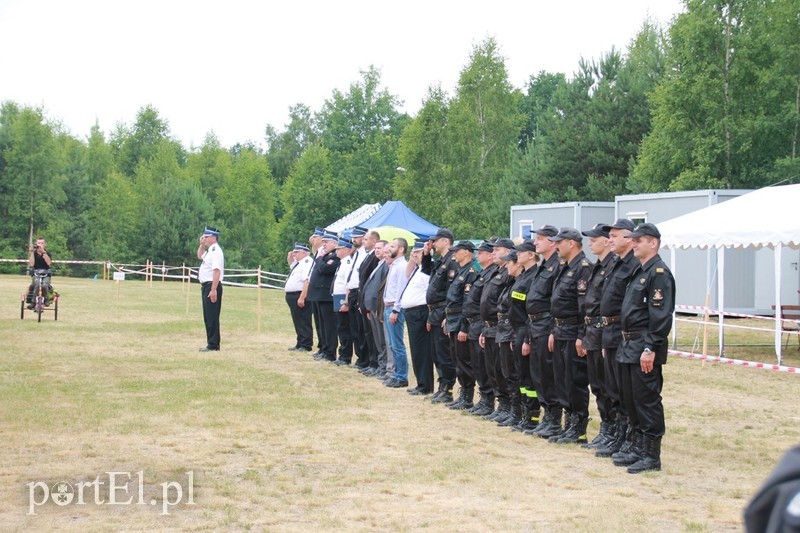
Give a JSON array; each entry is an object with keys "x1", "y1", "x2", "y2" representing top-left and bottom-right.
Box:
[
  {"x1": 327, "y1": 259, "x2": 334, "y2": 265},
  {"x1": 548, "y1": 266, "x2": 553, "y2": 272},
  {"x1": 640, "y1": 277, "x2": 646, "y2": 284},
  {"x1": 653, "y1": 288, "x2": 663, "y2": 301},
  {"x1": 656, "y1": 267, "x2": 665, "y2": 273},
  {"x1": 567, "y1": 271, "x2": 573, "y2": 277},
  {"x1": 577, "y1": 279, "x2": 587, "y2": 291},
  {"x1": 458, "y1": 275, "x2": 465, "y2": 281}
]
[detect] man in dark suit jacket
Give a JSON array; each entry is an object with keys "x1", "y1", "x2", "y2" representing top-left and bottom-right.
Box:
[
  {"x1": 357, "y1": 230, "x2": 381, "y2": 371},
  {"x1": 307, "y1": 230, "x2": 340, "y2": 361}
]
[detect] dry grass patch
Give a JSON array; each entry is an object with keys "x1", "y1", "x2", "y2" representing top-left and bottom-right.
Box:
[{"x1": 0, "y1": 274, "x2": 798, "y2": 531}]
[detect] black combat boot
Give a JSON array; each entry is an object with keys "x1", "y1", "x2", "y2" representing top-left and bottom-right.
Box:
[
  {"x1": 595, "y1": 416, "x2": 628, "y2": 458},
  {"x1": 432, "y1": 383, "x2": 454, "y2": 404},
  {"x1": 537, "y1": 407, "x2": 564, "y2": 439},
  {"x1": 450, "y1": 387, "x2": 474, "y2": 410},
  {"x1": 498, "y1": 396, "x2": 522, "y2": 427},
  {"x1": 512, "y1": 399, "x2": 532, "y2": 432},
  {"x1": 547, "y1": 409, "x2": 571, "y2": 442},
  {"x1": 583, "y1": 420, "x2": 612, "y2": 449},
  {"x1": 470, "y1": 393, "x2": 494, "y2": 416},
  {"x1": 525, "y1": 407, "x2": 550, "y2": 435},
  {"x1": 627, "y1": 436, "x2": 662, "y2": 474},
  {"x1": 612, "y1": 429, "x2": 645, "y2": 467},
  {"x1": 557, "y1": 413, "x2": 589, "y2": 444},
  {"x1": 486, "y1": 397, "x2": 509, "y2": 421}
]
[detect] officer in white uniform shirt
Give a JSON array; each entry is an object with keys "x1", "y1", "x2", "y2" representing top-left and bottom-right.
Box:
[
  {"x1": 197, "y1": 226, "x2": 224, "y2": 351},
  {"x1": 285, "y1": 243, "x2": 314, "y2": 352}
]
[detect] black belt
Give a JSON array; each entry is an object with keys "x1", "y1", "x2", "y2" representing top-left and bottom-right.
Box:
[
  {"x1": 286, "y1": 290, "x2": 301, "y2": 294},
  {"x1": 445, "y1": 307, "x2": 462, "y2": 314},
  {"x1": 427, "y1": 303, "x2": 444, "y2": 311},
  {"x1": 602, "y1": 315, "x2": 621, "y2": 325},
  {"x1": 622, "y1": 331, "x2": 643, "y2": 340},
  {"x1": 484, "y1": 320, "x2": 498, "y2": 327},
  {"x1": 585, "y1": 316, "x2": 604, "y2": 328},
  {"x1": 553, "y1": 316, "x2": 579, "y2": 326},
  {"x1": 202, "y1": 281, "x2": 212, "y2": 287},
  {"x1": 527, "y1": 311, "x2": 550, "y2": 321}
]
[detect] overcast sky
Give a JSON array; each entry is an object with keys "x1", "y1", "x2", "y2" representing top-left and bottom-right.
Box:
[{"x1": 0, "y1": 0, "x2": 684, "y2": 149}]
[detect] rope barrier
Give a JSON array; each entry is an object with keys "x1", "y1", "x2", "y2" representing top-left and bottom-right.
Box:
[{"x1": 670, "y1": 349, "x2": 799, "y2": 374}]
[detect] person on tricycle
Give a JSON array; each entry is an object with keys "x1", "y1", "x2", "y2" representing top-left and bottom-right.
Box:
[{"x1": 27, "y1": 237, "x2": 53, "y2": 309}]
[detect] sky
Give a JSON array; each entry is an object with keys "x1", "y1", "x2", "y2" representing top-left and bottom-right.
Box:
[{"x1": 0, "y1": 0, "x2": 685, "y2": 150}]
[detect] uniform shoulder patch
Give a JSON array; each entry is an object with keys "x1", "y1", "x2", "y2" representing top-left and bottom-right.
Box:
[
  {"x1": 656, "y1": 267, "x2": 665, "y2": 274},
  {"x1": 581, "y1": 260, "x2": 589, "y2": 266}
]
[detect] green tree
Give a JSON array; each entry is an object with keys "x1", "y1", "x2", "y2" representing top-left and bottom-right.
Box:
[
  {"x1": 265, "y1": 103, "x2": 317, "y2": 187},
  {"x1": 111, "y1": 105, "x2": 185, "y2": 177}
]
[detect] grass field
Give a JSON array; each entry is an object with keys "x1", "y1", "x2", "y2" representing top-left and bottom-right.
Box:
[{"x1": 1, "y1": 274, "x2": 799, "y2": 532}]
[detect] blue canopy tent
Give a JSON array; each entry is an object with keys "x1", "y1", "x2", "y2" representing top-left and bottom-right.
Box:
[{"x1": 358, "y1": 200, "x2": 440, "y2": 239}]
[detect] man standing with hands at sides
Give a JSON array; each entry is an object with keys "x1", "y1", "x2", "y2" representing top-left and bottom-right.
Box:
[
  {"x1": 197, "y1": 226, "x2": 224, "y2": 352},
  {"x1": 285, "y1": 243, "x2": 314, "y2": 352}
]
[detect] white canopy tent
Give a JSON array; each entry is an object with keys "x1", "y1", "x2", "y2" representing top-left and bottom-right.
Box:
[
  {"x1": 326, "y1": 203, "x2": 382, "y2": 233},
  {"x1": 657, "y1": 184, "x2": 800, "y2": 363}
]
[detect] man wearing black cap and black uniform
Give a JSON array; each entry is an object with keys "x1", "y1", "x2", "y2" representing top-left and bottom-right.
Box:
[
  {"x1": 197, "y1": 226, "x2": 225, "y2": 351},
  {"x1": 463, "y1": 241, "x2": 496, "y2": 415},
  {"x1": 546, "y1": 228, "x2": 593, "y2": 445},
  {"x1": 594, "y1": 218, "x2": 639, "y2": 459},
  {"x1": 612, "y1": 223, "x2": 674, "y2": 474},
  {"x1": 422, "y1": 228, "x2": 459, "y2": 404},
  {"x1": 577, "y1": 224, "x2": 615, "y2": 448},
  {"x1": 285, "y1": 243, "x2": 314, "y2": 352},
  {"x1": 509, "y1": 239, "x2": 541, "y2": 432},
  {"x1": 480, "y1": 238, "x2": 516, "y2": 426},
  {"x1": 443, "y1": 240, "x2": 480, "y2": 410},
  {"x1": 524, "y1": 225, "x2": 562, "y2": 438},
  {"x1": 345, "y1": 226, "x2": 369, "y2": 369},
  {"x1": 308, "y1": 230, "x2": 340, "y2": 361}
]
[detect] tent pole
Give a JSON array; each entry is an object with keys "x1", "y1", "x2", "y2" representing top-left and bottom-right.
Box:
[
  {"x1": 670, "y1": 246, "x2": 677, "y2": 350},
  {"x1": 775, "y1": 244, "x2": 783, "y2": 365},
  {"x1": 717, "y1": 247, "x2": 725, "y2": 356}
]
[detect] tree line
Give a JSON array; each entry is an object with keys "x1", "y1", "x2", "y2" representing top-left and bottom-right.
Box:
[{"x1": 1, "y1": 0, "x2": 797, "y2": 274}]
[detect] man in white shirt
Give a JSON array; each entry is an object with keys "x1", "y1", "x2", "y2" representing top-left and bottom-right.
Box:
[
  {"x1": 345, "y1": 226, "x2": 369, "y2": 369},
  {"x1": 383, "y1": 238, "x2": 410, "y2": 388},
  {"x1": 332, "y1": 237, "x2": 354, "y2": 365},
  {"x1": 401, "y1": 239, "x2": 433, "y2": 395},
  {"x1": 196, "y1": 226, "x2": 224, "y2": 352},
  {"x1": 285, "y1": 243, "x2": 314, "y2": 352}
]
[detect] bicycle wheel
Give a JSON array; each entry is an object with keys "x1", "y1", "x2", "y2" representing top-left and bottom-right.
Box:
[
  {"x1": 20, "y1": 300, "x2": 24, "y2": 319},
  {"x1": 54, "y1": 297, "x2": 58, "y2": 321},
  {"x1": 37, "y1": 298, "x2": 43, "y2": 322}
]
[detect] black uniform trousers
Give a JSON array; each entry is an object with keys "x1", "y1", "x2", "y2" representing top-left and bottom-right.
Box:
[
  {"x1": 348, "y1": 290, "x2": 368, "y2": 368},
  {"x1": 336, "y1": 309, "x2": 353, "y2": 363},
  {"x1": 470, "y1": 338, "x2": 491, "y2": 398},
  {"x1": 586, "y1": 348, "x2": 612, "y2": 422},
  {"x1": 604, "y1": 341, "x2": 626, "y2": 420},
  {"x1": 483, "y1": 336, "x2": 508, "y2": 401},
  {"x1": 285, "y1": 291, "x2": 312, "y2": 350},
  {"x1": 529, "y1": 333, "x2": 555, "y2": 409},
  {"x1": 514, "y1": 326, "x2": 533, "y2": 393},
  {"x1": 554, "y1": 337, "x2": 589, "y2": 417},
  {"x1": 498, "y1": 341, "x2": 519, "y2": 403},
  {"x1": 314, "y1": 300, "x2": 338, "y2": 360},
  {"x1": 429, "y1": 307, "x2": 456, "y2": 386},
  {"x1": 201, "y1": 282, "x2": 222, "y2": 350},
  {"x1": 620, "y1": 360, "x2": 665, "y2": 438},
  {"x1": 405, "y1": 305, "x2": 433, "y2": 392},
  {"x1": 312, "y1": 301, "x2": 324, "y2": 352},
  {"x1": 449, "y1": 334, "x2": 475, "y2": 391}
]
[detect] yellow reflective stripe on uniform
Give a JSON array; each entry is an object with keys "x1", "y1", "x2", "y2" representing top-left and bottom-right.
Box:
[
  {"x1": 511, "y1": 291, "x2": 527, "y2": 301},
  {"x1": 527, "y1": 390, "x2": 538, "y2": 398}
]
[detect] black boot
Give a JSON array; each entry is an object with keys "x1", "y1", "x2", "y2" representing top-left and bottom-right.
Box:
[
  {"x1": 470, "y1": 394, "x2": 494, "y2": 416},
  {"x1": 432, "y1": 383, "x2": 454, "y2": 404},
  {"x1": 547, "y1": 409, "x2": 571, "y2": 442},
  {"x1": 525, "y1": 407, "x2": 550, "y2": 435},
  {"x1": 512, "y1": 399, "x2": 532, "y2": 432},
  {"x1": 536, "y1": 407, "x2": 564, "y2": 439},
  {"x1": 612, "y1": 429, "x2": 645, "y2": 467},
  {"x1": 596, "y1": 416, "x2": 628, "y2": 458},
  {"x1": 486, "y1": 397, "x2": 509, "y2": 421},
  {"x1": 583, "y1": 420, "x2": 613, "y2": 449},
  {"x1": 498, "y1": 396, "x2": 522, "y2": 427},
  {"x1": 450, "y1": 387, "x2": 474, "y2": 410},
  {"x1": 627, "y1": 436, "x2": 662, "y2": 474},
  {"x1": 557, "y1": 413, "x2": 589, "y2": 444}
]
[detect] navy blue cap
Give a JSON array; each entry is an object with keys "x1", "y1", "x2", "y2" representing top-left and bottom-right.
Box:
[
  {"x1": 448, "y1": 240, "x2": 475, "y2": 253},
  {"x1": 337, "y1": 237, "x2": 353, "y2": 249},
  {"x1": 203, "y1": 226, "x2": 220, "y2": 236},
  {"x1": 500, "y1": 250, "x2": 518, "y2": 262},
  {"x1": 293, "y1": 242, "x2": 310, "y2": 252},
  {"x1": 533, "y1": 225, "x2": 558, "y2": 237},
  {"x1": 412, "y1": 239, "x2": 426, "y2": 252},
  {"x1": 549, "y1": 227, "x2": 582, "y2": 243},
  {"x1": 582, "y1": 223, "x2": 610, "y2": 238},
  {"x1": 602, "y1": 218, "x2": 636, "y2": 232},
  {"x1": 515, "y1": 239, "x2": 537, "y2": 252},
  {"x1": 313, "y1": 226, "x2": 325, "y2": 236},
  {"x1": 627, "y1": 223, "x2": 661, "y2": 239},
  {"x1": 322, "y1": 229, "x2": 338, "y2": 241},
  {"x1": 492, "y1": 238, "x2": 515, "y2": 250},
  {"x1": 351, "y1": 226, "x2": 368, "y2": 237},
  {"x1": 477, "y1": 241, "x2": 494, "y2": 252}
]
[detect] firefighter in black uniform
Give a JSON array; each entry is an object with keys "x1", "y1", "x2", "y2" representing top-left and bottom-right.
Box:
[
  {"x1": 464, "y1": 241, "x2": 496, "y2": 416},
  {"x1": 493, "y1": 248, "x2": 523, "y2": 428},
  {"x1": 523, "y1": 225, "x2": 561, "y2": 438},
  {"x1": 480, "y1": 238, "x2": 515, "y2": 426},
  {"x1": 443, "y1": 240, "x2": 480, "y2": 410},
  {"x1": 509, "y1": 240, "x2": 540, "y2": 433},
  {"x1": 594, "y1": 218, "x2": 639, "y2": 459},
  {"x1": 612, "y1": 223, "x2": 674, "y2": 474},
  {"x1": 422, "y1": 228, "x2": 459, "y2": 404},
  {"x1": 547, "y1": 228, "x2": 593, "y2": 444},
  {"x1": 577, "y1": 223, "x2": 615, "y2": 449}
]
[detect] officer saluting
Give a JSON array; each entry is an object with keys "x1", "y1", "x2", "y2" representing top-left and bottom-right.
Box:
[
  {"x1": 197, "y1": 226, "x2": 225, "y2": 352},
  {"x1": 613, "y1": 223, "x2": 675, "y2": 474}
]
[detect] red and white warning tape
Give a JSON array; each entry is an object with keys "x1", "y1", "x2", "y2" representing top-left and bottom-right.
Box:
[{"x1": 670, "y1": 349, "x2": 799, "y2": 373}]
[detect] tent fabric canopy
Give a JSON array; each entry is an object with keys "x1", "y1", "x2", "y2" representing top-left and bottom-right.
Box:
[
  {"x1": 326, "y1": 203, "x2": 382, "y2": 233},
  {"x1": 658, "y1": 184, "x2": 800, "y2": 250},
  {"x1": 359, "y1": 200, "x2": 440, "y2": 239}
]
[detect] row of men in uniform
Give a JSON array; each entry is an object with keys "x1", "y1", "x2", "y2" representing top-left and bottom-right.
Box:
[{"x1": 284, "y1": 220, "x2": 675, "y2": 474}]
